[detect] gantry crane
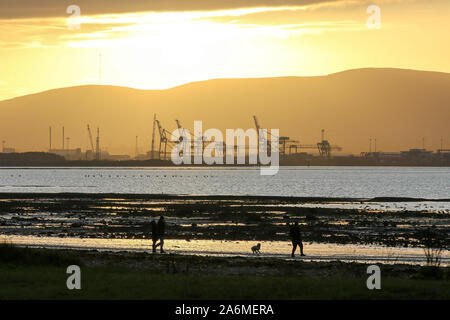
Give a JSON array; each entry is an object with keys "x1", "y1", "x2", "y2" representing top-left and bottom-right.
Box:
[
  {"x1": 87, "y1": 125, "x2": 96, "y2": 160},
  {"x1": 254, "y1": 115, "x2": 296, "y2": 156},
  {"x1": 284, "y1": 130, "x2": 342, "y2": 158},
  {"x1": 155, "y1": 119, "x2": 168, "y2": 160},
  {"x1": 87, "y1": 124, "x2": 101, "y2": 160},
  {"x1": 154, "y1": 117, "x2": 195, "y2": 160},
  {"x1": 317, "y1": 129, "x2": 342, "y2": 158},
  {"x1": 174, "y1": 119, "x2": 215, "y2": 159},
  {"x1": 252, "y1": 117, "x2": 342, "y2": 158},
  {"x1": 253, "y1": 115, "x2": 271, "y2": 156}
]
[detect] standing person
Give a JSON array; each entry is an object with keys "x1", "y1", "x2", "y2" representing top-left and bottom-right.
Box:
[
  {"x1": 155, "y1": 216, "x2": 166, "y2": 253},
  {"x1": 289, "y1": 221, "x2": 305, "y2": 257},
  {"x1": 151, "y1": 220, "x2": 158, "y2": 253}
]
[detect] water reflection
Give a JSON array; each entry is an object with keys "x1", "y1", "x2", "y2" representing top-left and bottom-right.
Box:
[{"x1": 2, "y1": 235, "x2": 448, "y2": 266}]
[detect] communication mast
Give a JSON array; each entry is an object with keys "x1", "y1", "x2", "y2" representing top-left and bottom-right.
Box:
[
  {"x1": 49, "y1": 127, "x2": 52, "y2": 150},
  {"x1": 135, "y1": 136, "x2": 139, "y2": 158},
  {"x1": 151, "y1": 114, "x2": 157, "y2": 159},
  {"x1": 95, "y1": 128, "x2": 101, "y2": 160}
]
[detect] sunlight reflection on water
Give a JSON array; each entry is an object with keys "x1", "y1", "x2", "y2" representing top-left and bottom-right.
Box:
[{"x1": 2, "y1": 235, "x2": 448, "y2": 266}]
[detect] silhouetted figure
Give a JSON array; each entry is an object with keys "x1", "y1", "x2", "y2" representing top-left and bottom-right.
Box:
[
  {"x1": 289, "y1": 221, "x2": 305, "y2": 257},
  {"x1": 155, "y1": 216, "x2": 166, "y2": 253},
  {"x1": 151, "y1": 220, "x2": 158, "y2": 253}
]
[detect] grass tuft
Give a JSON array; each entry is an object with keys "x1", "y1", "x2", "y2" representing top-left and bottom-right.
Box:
[{"x1": 0, "y1": 241, "x2": 82, "y2": 267}]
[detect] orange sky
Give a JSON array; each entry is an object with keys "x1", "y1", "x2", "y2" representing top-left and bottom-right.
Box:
[{"x1": 1, "y1": 0, "x2": 450, "y2": 101}]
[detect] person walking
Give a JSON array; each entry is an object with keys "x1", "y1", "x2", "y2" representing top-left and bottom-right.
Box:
[
  {"x1": 155, "y1": 216, "x2": 166, "y2": 253},
  {"x1": 150, "y1": 220, "x2": 158, "y2": 253},
  {"x1": 289, "y1": 221, "x2": 305, "y2": 257}
]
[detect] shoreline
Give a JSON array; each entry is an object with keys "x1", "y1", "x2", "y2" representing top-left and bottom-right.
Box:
[
  {"x1": 0, "y1": 192, "x2": 449, "y2": 202},
  {"x1": 0, "y1": 159, "x2": 449, "y2": 167},
  {"x1": 1, "y1": 193, "x2": 448, "y2": 249},
  {"x1": 3, "y1": 234, "x2": 449, "y2": 266},
  {"x1": 2, "y1": 244, "x2": 446, "y2": 278},
  {"x1": 1, "y1": 193, "x2": 448, "y2": 300}
]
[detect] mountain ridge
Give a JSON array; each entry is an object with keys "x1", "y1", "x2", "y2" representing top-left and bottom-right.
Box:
[
  {"x1": 1, "y1": 68, "x2": 449, "y2": 155},
  {"x1": 3, "y1": 67, "x2": 449, "y2": 103}
]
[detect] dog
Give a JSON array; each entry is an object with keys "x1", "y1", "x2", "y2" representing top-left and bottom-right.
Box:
[{"x1": 251, "y1": 243, "x2": 261, "y2": 254}]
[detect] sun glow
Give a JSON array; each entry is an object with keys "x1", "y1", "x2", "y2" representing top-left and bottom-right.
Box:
[{"x1": 1, "y1": 1, "x2": 450, "y2": 100}]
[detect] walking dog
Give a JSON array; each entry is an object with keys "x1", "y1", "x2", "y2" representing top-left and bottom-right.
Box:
[{"x1": 251, "y1": 243, "x2": 261, "y2": 254}]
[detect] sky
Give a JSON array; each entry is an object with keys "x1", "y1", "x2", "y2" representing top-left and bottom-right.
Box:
[{"x1": 0, "y1": 0, "x2": 450, "y2": 101}]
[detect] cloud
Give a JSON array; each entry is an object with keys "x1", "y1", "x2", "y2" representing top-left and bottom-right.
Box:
[
  {"x1": 0, "y1": 1, "x2": 369, "y2": 49},
  {"x1": 1, "y1": 0, "x2": 425, "y2": 49},
  {"x1": 0, "y1": 0, "x2": 340, "y2": 19}
]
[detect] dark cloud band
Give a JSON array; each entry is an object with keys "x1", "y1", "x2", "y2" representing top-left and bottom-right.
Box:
[{"x1": 0, "y1": 0, "x2": 339, "y2": 19}]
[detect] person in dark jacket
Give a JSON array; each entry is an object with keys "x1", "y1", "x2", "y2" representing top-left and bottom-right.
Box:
[
  {"x1": 155, "y1": 216, "x2": 166, "y2": 253},
  {"x1": 289, "y1": 221, "x2": 305, "y2": 257},
  {"x1": 150, "y1": 220, "x2": 158, "y2": 253}
]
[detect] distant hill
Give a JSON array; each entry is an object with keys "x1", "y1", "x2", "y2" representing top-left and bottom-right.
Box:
[{"x1": 0, "y1": 68, "x2": 449, "y2": 155}]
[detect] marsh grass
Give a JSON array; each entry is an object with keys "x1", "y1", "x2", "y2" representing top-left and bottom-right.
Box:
[
  {"x1": 0, "y1": 244, "x2": 448, "y2": 299},
  {"x1": 0, "y1": 241, "x2": 81, "y2": 266},
  {"x1": 0, "y1": 264, "x2": 448, "y2": 300}
]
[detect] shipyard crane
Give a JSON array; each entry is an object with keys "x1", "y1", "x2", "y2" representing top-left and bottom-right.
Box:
[
  {"x1": 252, "y1": 117, "x2": 342, "y2": 158},
  {"x1": 87, "y1": 124, "x2": 100, "y2": 160},
  {"x1": 87, "y1": 125, "x2": 95, "y2": 151},
  {"x1": 254, "y1": 115, "x2": 309, "y2": 156},
  {"x1": 255, "y1": 118, "x2": 301, "y2": 155},
  {"x1": 253, "y1": 115, "x2": 260, "y2": 133},
  {"x1": 253, "y1": 115, "x2": 264, "y2": 145},
  {"x1": 253, "y1": 115, "x2": 290, "y2": 156},
  {"x1": 253, "y1": 115, "x2": 271, "y2": 154},
  {"x1": 286, "y1": 130, "x2": 341, "y2": 157},
  {"x1": 279, "y1": 137, "x2": 303, "y2": 156},
  {"x1": 155, "y1": 118, "x2": 182, "y2": 160},
  {"x1": 155, "y1": 119, "x2": 168, "y2": 160},
  {"x1": 153, "y1": 117, "x2": 191, "y2": 160},
  {"x1": 86, "y1": 125, "x2": 96, "y2": 160},
  {"x1": 175, "y1": 119, "x2": 183, "y2": 132},
  {"x1": 284, "y1": 139, "x2": 301, "y2": 155},
  {"x1": 174, "y1": 119, "x2": 191, "y2": 158},
  {"x1": 317, "y1": 129, "x2": 342, "y2": 158},
  {"x1": 174, "y1": 119, "x2": 214, "y2": 158},
  {"x1": 175, "y1": 119, "x2": 189, "y2": 144}
]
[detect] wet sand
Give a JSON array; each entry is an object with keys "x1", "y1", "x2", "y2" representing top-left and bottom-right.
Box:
[
  {"x1": 0, "y1": 193, "x2": 448, "y2": 249},
  {"x1": 3, "y1": 235, "x2": 449, "y2": 266},
  {"x1": 1, "y1": 193, "x2": 449, "y2": 286}
]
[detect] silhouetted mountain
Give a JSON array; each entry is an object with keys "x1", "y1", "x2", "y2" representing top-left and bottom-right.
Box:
[{"x1": 0, "y1": 68, "x2": 448, "y2": 154}]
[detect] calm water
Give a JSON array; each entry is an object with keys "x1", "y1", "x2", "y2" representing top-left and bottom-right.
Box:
[{"x1": 0, "y1": 166, "x2": 449, "y2": 198}]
